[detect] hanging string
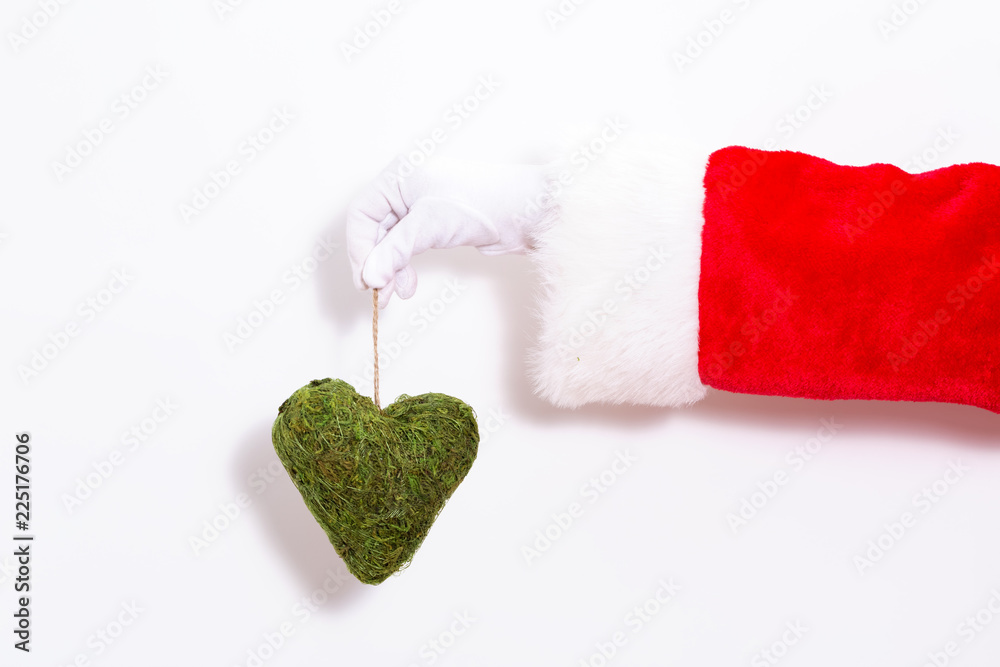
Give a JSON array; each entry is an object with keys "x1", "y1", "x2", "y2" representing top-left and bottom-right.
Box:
[{"x1": 372, "y1": 288, "x2": 380, "y2": 409}]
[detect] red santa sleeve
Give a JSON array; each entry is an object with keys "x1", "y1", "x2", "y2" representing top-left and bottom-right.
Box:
[{"x1": 526, "y1": 136, "x2": 1000, "y2": 414}]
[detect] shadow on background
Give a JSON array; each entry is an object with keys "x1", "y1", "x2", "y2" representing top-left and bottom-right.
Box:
[
  {"x1": 233, "y1": 420, "x2": 367, "y2": 610},
  {"x1": 690, "y1": 389, "x2": 999, "y2": 448},
  {"x1": 315, "y1": 219, "x2": 368, "y2": 335}
]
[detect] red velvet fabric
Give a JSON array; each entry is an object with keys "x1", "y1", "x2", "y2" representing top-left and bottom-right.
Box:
[{"x1": 698, "y1": 146, "x2": 1000, "y2": 413}]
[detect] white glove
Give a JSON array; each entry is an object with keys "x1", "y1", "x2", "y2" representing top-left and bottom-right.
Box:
[{"x1": 346, "y1": 154, "x2": 553, "y2": 307}]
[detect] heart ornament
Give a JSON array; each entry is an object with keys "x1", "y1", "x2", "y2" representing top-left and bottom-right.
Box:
[{"x1": 271, "y1": 377, "x2": 479, "y2": 585}]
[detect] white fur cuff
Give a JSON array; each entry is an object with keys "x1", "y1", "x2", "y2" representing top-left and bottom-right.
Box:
[{"x1": 526, "y1": 131, "x2": 709, "y2": 408}]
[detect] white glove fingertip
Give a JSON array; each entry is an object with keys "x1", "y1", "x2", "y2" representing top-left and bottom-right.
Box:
[
  {"x1": 394, "y1": 265, "x2": 417, "y2": 300},
  {"x1": 362, "y1": 255, "x2": 387, "y2": 293},
  {"x1": 377, "y1": 278, "x2": 394, "y2": 309}
]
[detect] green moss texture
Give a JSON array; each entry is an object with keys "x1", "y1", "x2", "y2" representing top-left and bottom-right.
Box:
[{"x1": 272, "y1": 378, "x2": 479, "y2": 585}]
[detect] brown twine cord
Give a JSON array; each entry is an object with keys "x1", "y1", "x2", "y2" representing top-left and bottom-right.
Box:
[{"x1": 372, "y1": 288, "x2": 380, "y2": 409}]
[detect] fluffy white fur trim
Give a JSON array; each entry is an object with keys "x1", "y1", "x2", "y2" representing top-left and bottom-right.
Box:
[{"x1": 526, "y1": 132, "x2": 709, "y2": 408}]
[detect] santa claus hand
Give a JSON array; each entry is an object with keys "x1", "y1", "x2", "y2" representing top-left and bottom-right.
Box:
[{"x1": 346, "y1": 155, "x2": 551, "y2": 307}]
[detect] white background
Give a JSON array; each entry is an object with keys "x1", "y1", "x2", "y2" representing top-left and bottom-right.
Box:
[{"x1": 3, "y1": 0, "x2": 1000, "y2": 665}]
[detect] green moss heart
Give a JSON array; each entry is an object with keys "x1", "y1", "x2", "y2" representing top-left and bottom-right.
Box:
[{"x1": 271, "y1": 378, "x2": 479, "y2": 585}]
